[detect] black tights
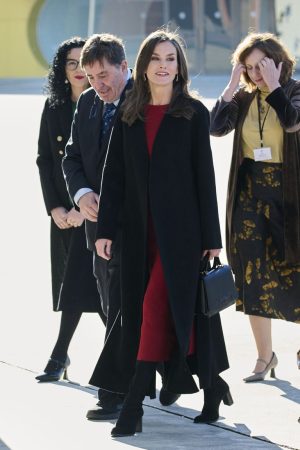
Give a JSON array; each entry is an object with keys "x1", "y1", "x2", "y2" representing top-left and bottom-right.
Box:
[{"x1": 50, "y1": 310, "x2": 102, "y2": 361}]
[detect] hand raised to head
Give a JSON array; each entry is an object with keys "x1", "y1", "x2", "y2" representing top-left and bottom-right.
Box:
[
  {"x1": 222, "y1": 63, "x2": 245, "y2": 102},
  {"x1": 258, "y1": 57, "x2": 282, "y2": 92}
]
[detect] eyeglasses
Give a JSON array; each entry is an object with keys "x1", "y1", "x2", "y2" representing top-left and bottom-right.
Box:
[{"x1": 65, "y1": 59, "x2": 80, "y2": 71}]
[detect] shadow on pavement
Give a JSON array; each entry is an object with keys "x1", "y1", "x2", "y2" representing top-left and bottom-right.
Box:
[
  {"x1": 255, "y1": 378, "x2": 300, "y2": 405},
  {"x1": 0, "y1": 439, "x2": 12, "y2": 450}
]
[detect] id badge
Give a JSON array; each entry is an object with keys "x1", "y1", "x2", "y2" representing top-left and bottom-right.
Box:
[{"x1": 253, "y1": 147, "x2": 272, "y2": 162}]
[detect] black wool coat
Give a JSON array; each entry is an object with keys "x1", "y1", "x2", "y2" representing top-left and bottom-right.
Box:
[
  {"x1": 37, "y1": 99, "x2": 100, "y2": 312},
  {"x1": 90, "y1": 99, "x2": 229, "y2": 394}
]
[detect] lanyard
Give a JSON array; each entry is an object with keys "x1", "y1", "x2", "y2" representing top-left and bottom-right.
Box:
[{"x1": 256, "y1": 91, "x2": 270, "y2": 147}]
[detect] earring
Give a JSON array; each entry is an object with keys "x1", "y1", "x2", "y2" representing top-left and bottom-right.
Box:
[
  {"x1": 144, "y1": 73, "x2": 147, "y2": 81},
  {"x1": 65, "y1": 79, "x2": 69, "y2": 84},
  {"x1": 175, "y1": 74, "x2": 179, "y2": 82}
]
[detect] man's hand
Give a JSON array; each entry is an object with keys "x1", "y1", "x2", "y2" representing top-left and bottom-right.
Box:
[
  {"x1": 95, "y1": 238, "x2": 113, "y2": 260},
  {"x1": 66, "y1": 208, "x2": 84, "y2": 227},
  {"x1": 51, "y1": 207, "x2": 72, "y2": 229},
  {"x1": 78, "y1": 192, "x2": 99, "y2": 222}
]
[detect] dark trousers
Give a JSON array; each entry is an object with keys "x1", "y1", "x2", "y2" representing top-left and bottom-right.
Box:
[
  {"x1": 86, "y1": 220, "x2": 123, "y2": 403},
  {"x1": 85, "y1": 221, "x2": 121, "y2": 320},
  {"x1": 93, "y1": 252, "x2": 110, "y2": 320}
]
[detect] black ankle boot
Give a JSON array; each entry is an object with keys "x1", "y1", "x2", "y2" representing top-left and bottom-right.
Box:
[
  {"x1": 35, "y1": 355, "x2": 70, "y2": 382},
  {"x1": 157, "y1": 362, "x2": 181, "y2": 406},
  {"x1": 194, "y1": 375, "x2": 233, "y2": 423},
  {"x1": 111, "y1": 361, "x2": 157, "y2": 437}
]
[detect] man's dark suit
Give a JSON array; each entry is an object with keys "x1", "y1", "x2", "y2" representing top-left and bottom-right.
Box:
[
  {"x1": 63, "y1": 81, "x2": 131, "y2": 318},
  {"x1": 62, "y1": 81, "x2": 132, "y2": 395}
]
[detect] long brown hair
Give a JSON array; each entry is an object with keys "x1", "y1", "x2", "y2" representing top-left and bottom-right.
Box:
[
  {"x1": 232, "y1": 32, "x2": 296, "y2": 92},
  {"x1": 122, "y1": 29, "x2": 198, "y2": 125}
]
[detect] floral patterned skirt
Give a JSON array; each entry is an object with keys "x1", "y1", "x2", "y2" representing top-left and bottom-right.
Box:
[{"x1": 231, "y1": 158, "x2": 300, "y2": 323}]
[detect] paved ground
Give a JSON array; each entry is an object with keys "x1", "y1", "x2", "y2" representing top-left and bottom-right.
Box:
[{"x1": 0, "y1": 77, "x2": 299, "y2": 450}]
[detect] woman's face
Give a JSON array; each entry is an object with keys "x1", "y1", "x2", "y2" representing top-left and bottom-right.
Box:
[
  {"x1": 145, "y1": 41, "x2": 178, "y2": 90},
  {"x1": 65, "y1": 47, "x2": 88, "y2": 90},
  {"x1": 244, "y1": 48, "x2": 268, "y2": 89}
]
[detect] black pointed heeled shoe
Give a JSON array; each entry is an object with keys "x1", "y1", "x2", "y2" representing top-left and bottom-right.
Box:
[
  {"x1": 194, "y1": 376, "x2": 233, "y2": 423},
  {"x1": 35, "y1": 355, "x2": 70, "y2": 382}
]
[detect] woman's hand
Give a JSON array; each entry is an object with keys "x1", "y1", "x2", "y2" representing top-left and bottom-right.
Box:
[
  {"x1": 222, "y1": 63, "x2": 245, "y2": 102},
  {"x1": 258, "y1": 57, "x2": 282, "y2": 92},
  {"x1": 51, "y1": 207, "x2": 71, "y2": 229},
  {"x1": 66, "y1": 207, "x2": 84, "y2": 228},
  {"x1": 202, "y1": 249, "x2": 221, "y2": 260},
  {"x1": 95, "y1": 238, "x2": 113, "y2": 260}
]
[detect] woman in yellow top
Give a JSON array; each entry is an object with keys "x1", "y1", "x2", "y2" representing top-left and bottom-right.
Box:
[{"x1": 210, "y1": 32, "x2": 300, "y2": 382}]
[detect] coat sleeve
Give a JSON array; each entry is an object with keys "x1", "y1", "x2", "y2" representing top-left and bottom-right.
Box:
[
  {"x1": 36, "y1": 100, "x2": 62, "y2": 215},
  {"x1": 95, "y1": 115, "x2": 125, "y2": 241},
  {"x1": 210, "y1": 91, "x2": 241, "y2": 137},
  {"x1": 191, "y1": 105, "x2": 222, "y2": 250},
  {"x1": 266, "y1": 82, "x2": 300, "y2": 132},
  {"x1": 62, "y1": 94, "x2": 91, "y2": 201}
]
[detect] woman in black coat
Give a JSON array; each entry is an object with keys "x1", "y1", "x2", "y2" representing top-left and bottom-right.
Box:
[
  {"x1": 36, "y1": 37, "x2": 101, "y2": 382},
  {"x1": 95, "y1": 30, "x2": 231, "y2": 437}
]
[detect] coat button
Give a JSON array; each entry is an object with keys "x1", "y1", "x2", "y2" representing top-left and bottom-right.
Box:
[
  {"x1": 59, "y1": 150, "x2": 64, "y2": 155},
  {"x1": 57, "y1": 135, "x2": 63, "y2": 142}
]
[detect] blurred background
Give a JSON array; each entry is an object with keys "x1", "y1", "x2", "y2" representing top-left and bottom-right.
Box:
[
  {"x1": 1, "y1": 0, "x2": 300, "y2": 78},
  {"x1": 1, "y1": 5, "x2": 300, "y2": 449}
]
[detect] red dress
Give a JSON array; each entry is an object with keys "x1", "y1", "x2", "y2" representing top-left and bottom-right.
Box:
[{"x1": 137, "y1": 104, "x2": 195, "y2": 361}]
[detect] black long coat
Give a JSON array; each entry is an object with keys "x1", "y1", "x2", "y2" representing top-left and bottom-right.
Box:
[
  {"x1": 37, "y1": 99, "x2": 100, "y2": 312},
  {"x1": 90, "y1": 99, "x2": 229, "y2": 394}
]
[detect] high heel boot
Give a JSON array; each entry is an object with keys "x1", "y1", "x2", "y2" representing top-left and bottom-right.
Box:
[
  {"x1": 111, "y1": 361, "x2": 157, "y2": 437},
  {"x1": 194, "y1": 375, "x2": 233, "y2": 423},
  {"x1": 35, "y1": 355, "x2": 70, "y2": 382}
]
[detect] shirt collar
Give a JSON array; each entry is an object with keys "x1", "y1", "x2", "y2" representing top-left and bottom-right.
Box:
[{"x1": 104, "y1": 69, "x2": 132, "y2": 108}]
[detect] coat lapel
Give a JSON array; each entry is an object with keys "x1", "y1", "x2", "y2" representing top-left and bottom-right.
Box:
[
  {"x1": 92, "y1": 96, "x2": 104, "y2": 148},
  {"x1": 150, "y1": 113, "x2": 177, "y2": 159},
  {"x1": 100, "y1": 79, "x2": 134, "y2": 159},
  {"x1": 130, "y1": 119, "x2": 149, "y2": 171},
  {"x1": 57, "y1": 101, "x2": 73, "y2": 137}
]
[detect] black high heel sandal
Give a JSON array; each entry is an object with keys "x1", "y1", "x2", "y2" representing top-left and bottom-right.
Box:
[
  {"x1": 35, "y1": 355, "x2": 70, "y2": 382},
  {"x1": 194, "y1": 376, "x2": 233, "y2": 423}
]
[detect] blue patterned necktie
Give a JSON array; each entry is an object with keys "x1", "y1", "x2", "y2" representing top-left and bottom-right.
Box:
[{"x1": 100, "y1": 103, "x2": 116, "y2": 140}]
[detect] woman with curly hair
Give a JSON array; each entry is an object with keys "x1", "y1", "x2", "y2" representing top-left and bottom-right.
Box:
[{"x1": 36, "y1": 37, "x2": 102, "y2": 382}]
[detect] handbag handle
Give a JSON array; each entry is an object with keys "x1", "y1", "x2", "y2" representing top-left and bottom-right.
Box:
[{"x1": 200, "y1": 254, "x2": 223, "y2": 273}]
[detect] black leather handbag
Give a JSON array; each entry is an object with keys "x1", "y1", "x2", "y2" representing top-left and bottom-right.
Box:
[{"x1": 198, "y1": 255, "x2": 238, "y2": 317}]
